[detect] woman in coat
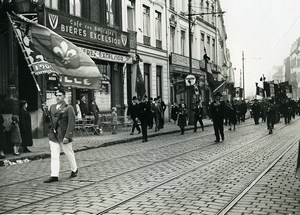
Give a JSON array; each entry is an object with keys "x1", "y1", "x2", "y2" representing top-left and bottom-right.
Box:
[
  {"x1": 177, "y1": 103, "x2": 187, "y2": 135},
  {"x1": 19, "y1": 100, "x2": 33, "y2": 152}
]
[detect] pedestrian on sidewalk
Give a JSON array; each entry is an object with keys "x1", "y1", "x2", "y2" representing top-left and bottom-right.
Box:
[
  {"x1": 138, "y1": 95, "x2": 151, "y2": 142},
  {"x1": 177, "y1": 103, "x2": 187, "y2": 135},
  {"x1": 228, "y1": 100, "x2": 237, "y2": 131},
  {"x1": 157, "y1": 96, "x2": 166, "y2": 129},
  {"x1": 193, "y1": 100, "x2": 204, "y2": 132},
  {"x1": 19, "y1": 100, "x2": 33, "y2": 153},
  {"x1": 153, "y1": 98, "x2": 163, "y2": 132},
  {"x1": 128, "y1": 96, "x2": 141, "y2": 135},
  {"x1": 171, "y1": 101, "x2": 179, "y2": 124},
  {"x1": 43, "y1": 89, "x2": 78, "y2": 183},
  {"x1": 0, "y1": 114, "x2": 6, "y2": 159},
  {"x1": 111, "y1": 107, "x2": 118, "y2": 134},
  {"x1": 210, "y1": 92, "x2": 225, "y2": 142},
  {"x1": 90, "y1": 98, "x2": 100, "y2": 126},
  {"x1": 9, "y1": 115, "x2": 22, "y2": 155}
]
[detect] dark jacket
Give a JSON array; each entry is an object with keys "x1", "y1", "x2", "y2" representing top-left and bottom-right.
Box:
[
  {"x1": 171, "y1": 105, "x2": 179, "y2": 121},
  {"x1": 48, "y1": 101, "x2": 76, "y2": 143},
  {"x1": 210, "y1": 100, "x2": 225, "y2": 122},
  {"x1": 79, "y1": 100, "x2": 89, "y2": 117},
  {"x1": 19, "y1": 108, "x2": 33, "y2": 146},
  {"x1": 128, "y1": 103, "x2": 139, "y2": 119},
  {"x1": 138, "y1": 101, "x2": 151, "y2": 121},
  {"x1": 10, "y1": 122, "x2": 22, "y2": 144},
  {"x1": 193, "y1": 105, "x2": 203, "y2": 119},
  {"x1": 177, "y1": 107, "x2": 187, "y2": 127}
]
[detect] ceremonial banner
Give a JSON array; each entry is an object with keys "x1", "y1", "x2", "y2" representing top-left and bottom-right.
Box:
[
  {"x1": 8, "y1": 14, "x2": 57, "y2": 75},
  {"x1": 10, "y1": 13, "x2": 101, "y2": 89},
  {"x1": 135, "y1": 63, "x2": 146, "y2": 99}
]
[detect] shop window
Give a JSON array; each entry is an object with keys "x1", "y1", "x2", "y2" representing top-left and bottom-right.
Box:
[
  {"x1": 156, "y1": 66, "x2": 162, "y2": 98},
  {"x1": 144, "y1": 64, "x2": 151, "y2": 98}
]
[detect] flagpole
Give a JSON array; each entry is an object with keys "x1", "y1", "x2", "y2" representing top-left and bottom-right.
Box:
[{"x1": 7, "y1": 12, "x2": 58, "y2": 138}]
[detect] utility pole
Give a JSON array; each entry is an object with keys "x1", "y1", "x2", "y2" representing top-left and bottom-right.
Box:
[
  {"x1": 187, "y1": 0, "x2": 193, "y2": 125},
  {"x1": 242, "y1": 51, "x2": 245, "y2": 100}
]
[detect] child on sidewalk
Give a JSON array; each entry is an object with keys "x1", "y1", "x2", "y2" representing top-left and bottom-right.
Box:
[
  {"x1": 10, "y1": 115, "x2": 22, "y2": 155},
  {"x1": 111, "y1": 107, "x2": 118, "y2": 134}
]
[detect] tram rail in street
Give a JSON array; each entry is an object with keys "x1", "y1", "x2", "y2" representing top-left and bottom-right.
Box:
[{"x1": 2, "y1": 119, "x2": 299, "y2": 214}]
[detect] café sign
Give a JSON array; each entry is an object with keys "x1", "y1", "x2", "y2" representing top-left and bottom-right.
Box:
[
  {"x1": 45, "y1": 8, "x2": 130, "y2": 51},
  {"x1": 171, "y1": 53, "x2": 200, "y2": 70},
  {"x1": 79, "y1": 47, "x2": 132, "y2": 64}
]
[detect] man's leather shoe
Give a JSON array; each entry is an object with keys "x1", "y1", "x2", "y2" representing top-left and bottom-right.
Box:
[
  {"x1": 214, "y1": 140, "x2": 220, "y2": 143},
  {"x1": 44, "y1": 177, "x2": 58, "y2": 183},
  {"x1": 70, "y1": 169, "x2": 78, "y2": 178}
]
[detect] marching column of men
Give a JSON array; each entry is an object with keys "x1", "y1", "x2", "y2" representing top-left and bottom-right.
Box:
[{"x1": 127, "y1": 93, "x2": 300, "y2": 143}]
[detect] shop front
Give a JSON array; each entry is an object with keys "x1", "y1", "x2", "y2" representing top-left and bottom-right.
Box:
[{"x1": 169, "y1": 53, "x2": 206, "y2": 113}]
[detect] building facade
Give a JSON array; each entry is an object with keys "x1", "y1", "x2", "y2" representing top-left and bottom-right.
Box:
[{"x1": 0, "y1": 0, "x2": 234, "y2": 137}]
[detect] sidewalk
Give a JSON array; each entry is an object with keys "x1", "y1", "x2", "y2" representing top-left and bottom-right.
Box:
[{"x1": 0, "y1": 119, "x2": 213, "y2": 166}]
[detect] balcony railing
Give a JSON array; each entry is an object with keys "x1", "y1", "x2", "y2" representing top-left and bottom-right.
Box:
[
  {"x1": 143, "y1": 35, "x2": 151, "y2": 46},
  {"x1": 156, "y1": 40, "x2": 162, "y2": 49}
]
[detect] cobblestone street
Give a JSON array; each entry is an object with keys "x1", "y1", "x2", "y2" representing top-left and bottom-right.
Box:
[{"x1": 0, "y1": 118, "x2": 300, "y2": 214}]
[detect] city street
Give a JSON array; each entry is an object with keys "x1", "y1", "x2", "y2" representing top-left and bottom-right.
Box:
[{"x1": 1, "y1": 118, "x2": 300, "y2": 215}]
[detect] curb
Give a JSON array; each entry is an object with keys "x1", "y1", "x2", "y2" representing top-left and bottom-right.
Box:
[{"x1": 0, "y1": 123, "x2": 212, "y2": 167}]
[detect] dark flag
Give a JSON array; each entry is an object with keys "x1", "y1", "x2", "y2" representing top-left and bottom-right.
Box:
[
  {"x1": 135, "y1": 63, "x2": 146, "y2": 99},
  {"x1": 256, "y1": 86, "x2": 264, "y2": 97},
  {"x1": 264, "y1": 82, "x2": 270, "y2": 97},
  {"x1": 10, "y1": 13, "x2": 101, "y2": 89}
]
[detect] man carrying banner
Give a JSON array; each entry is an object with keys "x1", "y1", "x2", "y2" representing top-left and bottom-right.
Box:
[{"x1": 44, "y1": 89, "x2": 78, "y2": 183}]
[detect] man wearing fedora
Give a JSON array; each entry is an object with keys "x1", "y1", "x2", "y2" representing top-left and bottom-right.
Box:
[
  {"x1": 43, "y1": 89, "x2": 78, "y2": 183},
  {"x1": 210, "y1": 92, "x2": 226, "y2": 142}
]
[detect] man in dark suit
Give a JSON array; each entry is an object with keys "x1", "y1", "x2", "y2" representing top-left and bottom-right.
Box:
[
  {"x1": 193, "y1": 100, "x2": 204, "y2": 132},
  {"x1": 138, "y1": 95, "x2": 151, "y2": 142},
  {"x1": 79, "y1": 95, "x2": 89, "y2": 118},
  {"x1": 210, "y1": 92, "x2": 225, "y2": 142},
  {"x1": 127, "y1": 96, "x2": 141, "y2": 135},
  {"x1": 44, "y1": 89, "x2": 78, "y2": 183}
]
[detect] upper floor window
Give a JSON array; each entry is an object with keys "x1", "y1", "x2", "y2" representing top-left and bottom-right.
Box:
[
  {"x1": 127, "y1": 0, "x2": 135, "y2": 31},
  {"x1": 155, "y1": 11, "x2": 162, "y2": 40},
  {"x1": 181, "y1": 30, "x2": 186, "y2": 55},
  {"x1": 106, "y1": 0, "x2": 116, "y2": 26},
  {"x1": 170, "y1": 26, "x2": 175, "y2": 53},
  {"x1": 143, "y1": 5, "x2": 150, "y2": 36},
  {"x1": 45, "y1": 0, "x2": 58, "y2": 10},
  {"x1": 69, "y1": 0, "x2": 81, "y2": 17}
]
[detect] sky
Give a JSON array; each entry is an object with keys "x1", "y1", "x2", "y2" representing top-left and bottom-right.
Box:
[{"x1": 220, "y1": 0, "x2": 300, "y2": 98}]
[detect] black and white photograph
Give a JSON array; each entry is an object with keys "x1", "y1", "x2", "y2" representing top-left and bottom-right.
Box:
[{"x1": 0, "y1": 0, "x2": 300, "y2": 214}]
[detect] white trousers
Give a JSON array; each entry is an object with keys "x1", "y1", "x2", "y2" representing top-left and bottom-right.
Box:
[{"x1": 49, "y1": 140, "x2": 77, "y2": 177}]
